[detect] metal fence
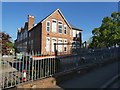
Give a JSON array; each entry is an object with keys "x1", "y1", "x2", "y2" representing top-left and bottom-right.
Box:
[
  {"x1": 59, "y1": 47, "x2": 120, "y2": 71},
  {"x1": 1, "y1": 54, "x2": 58, "y2": 89},
  {"x1": 1, "y1": 47, "x2": 120, "y2": 89}
]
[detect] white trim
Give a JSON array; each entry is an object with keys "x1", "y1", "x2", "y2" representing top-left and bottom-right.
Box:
[
  {"x1": 41, "y1": 9, "x2": 71, "y2": 29},
  {"x1": 64, "y1": 39, "x2": 67, "y2": 43},
  {"x1": 46, "y1": 21, "x2": 50, "y2": 32},
  {"x1": 58, "y1": 20, "x2": 62, "y2": 23},
  {"x1": 64, "y1": 25, "x2": 67, "y2": 34},
  {"x1": 58, "y1": 21, "x2": 63, "y2": 34},
  {"x1": 52, "y1": 38, "x2": 57, "y2": 52},
  {"x1": 64, "y1": 39, "x2": 67, "y2": 52},
  {"x1": 73, "y1": 29, "x2": 76, "y2": 37},
  {"x1": 52, "y1": 19, "x2": 57, "y2": 21},
  {"x1": 57, "y1": 9, "x2": 71, "y2": 28},
  {"x1": 58, "y1": 38, "x2": 63, "y2": 52},
  {"x1": 46, "y1": 37, "x2": 50, "y2": 52},
  {"x1": 52, "y1": 19, "x2": 57, "y2": 33}
]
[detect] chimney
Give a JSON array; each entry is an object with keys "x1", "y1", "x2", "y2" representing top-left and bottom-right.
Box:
[
  {"x1": 28, "y1": 15, "x2": 34, "y2": 30},
  {"x1": 18, "y1": 28, "x2": 21, "y2": 32}
]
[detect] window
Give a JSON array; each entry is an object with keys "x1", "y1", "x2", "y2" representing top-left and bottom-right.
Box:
[
  {"x1": 25, "y1": 30, "x2": 28, "y2": 38},
  {"x1": 58, "y1": 38, "x2": 62, "y2": 52},
  {"x1": 64, "y1": 39, "x2": 67, "y2": 52},
  {"x1": 21, "y1": 33, "x2": 23, "y2": 40},
  {"x1": 25, "y1": 42, "x2": 27, "y2": 45},
  {"x1": 64, "y1": 47, "x2": 67, "y2": 52},
  {"x1": 58, "y1": 21, "x2": 62, "y2": 33},
  {"x1": 46, "y1": 21, "x2": 50, "y2": 32},
  {"x1": 29, "y1": 32, "x2": 31, "y2": 37},
  {"x1": 46, "y1": 37, "x2": 50, "y2": 52},
  {"x1": 73, "y1": 30, "x2": 76, "y2": 37},
  {"x1": 77, "y1": 31, "x2": 80, "y2": 37},
  {"x1": 17, "y1": 35, "x2": 20, "y2": 41},
  {"x1": 64, "y1": 25, "x2": 67, "y2": 34},
  {"x1": 52, "y1": 19, "x2": 57, "y2": 33},
  {"x1": 19, "y1": 44, "x2": 22, "y2": 51},
  {"x1": 23, "y1": 32, "x2": 25, "y2": 39},
  {"x1": 52, "y1": 38, "x2": 56, "y2": 52},
  {"x1": 31, "y1": 40, "x2": 33, "y2": 50}
]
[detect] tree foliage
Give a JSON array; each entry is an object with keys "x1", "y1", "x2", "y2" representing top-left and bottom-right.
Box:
[
  {"x1": 89, "y1": 12, "x2": 120, "y2": 48},
  {"x1": 0, "y1": 32, "x2": 14, "y2": 55}
]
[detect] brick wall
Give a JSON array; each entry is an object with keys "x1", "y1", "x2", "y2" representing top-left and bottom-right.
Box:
[{"x1": 41, "y1": 10, "x2": 73, "y2": 55}]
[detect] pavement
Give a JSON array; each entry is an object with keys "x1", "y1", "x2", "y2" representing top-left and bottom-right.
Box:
[{"x1": 57, "y1": 61, "x2": 120, "y2": 88}]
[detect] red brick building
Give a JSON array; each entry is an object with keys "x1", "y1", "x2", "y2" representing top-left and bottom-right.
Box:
[{"x1": 15, "y1": 9, "x2": 82, "y2": 55}]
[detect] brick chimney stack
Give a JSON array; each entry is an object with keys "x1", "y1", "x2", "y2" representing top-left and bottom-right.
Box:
[
  {"x1": 28, "y1": 15, "x2": 34, "y2": 30},
  {"x1": 18, "y1": 28, "x2": 21, "y2": 32}
]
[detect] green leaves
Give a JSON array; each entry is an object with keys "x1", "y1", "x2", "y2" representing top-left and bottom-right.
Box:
[
  {"x1": 90, "y1": 12, "x2": 120, "y2": 48},
  {"x1": 0, "y1": 32, "x2": 14, "y2": 55}
]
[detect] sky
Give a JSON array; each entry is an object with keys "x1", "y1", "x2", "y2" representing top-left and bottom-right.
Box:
[{"x1": 2, "y1": 2, "x2": 118, "y2": 42}]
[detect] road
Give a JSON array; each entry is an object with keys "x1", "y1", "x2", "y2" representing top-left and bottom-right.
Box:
[
  {"x1": 58, "y1": 60, "x2": 120, "y2": 88},
  {"x1": 107, "y1": 76, "x2": 120, "y2": 88}
]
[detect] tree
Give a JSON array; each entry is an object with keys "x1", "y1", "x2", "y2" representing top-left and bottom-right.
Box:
[
  {"x1": 90, "y1": 12, "x2": 120, "y2": 48},
  {"x1": 0, "y1": 32, "x2": 14, "y2": 55}
]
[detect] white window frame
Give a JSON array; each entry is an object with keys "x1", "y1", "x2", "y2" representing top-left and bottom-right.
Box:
[
  {"x1": 46, "y1": 37, "x2": 50, "y2": 52},
  {"x1": 58, "y1": 38, "x2": 62, "y2": 52},
  {"x1": 64, "y1": 39, "x2": 67, "y2": 52},
  {"x1": 77, "y1": 31, "x2": 80, "y2": 37},
  {"x1": 58, "y1": 21, "x2": 63, "y2": 34},
  {"x1": 29, "y1": 32, "x2": 31, "y2": 37},
  {"x1": 46, "y1": 21, "x2": 50, "y2": 32},
  {"x1": 64, "y1": 25, "x2": 67, "y2": 34},
  {"x1": 52, "y1": 38, "x2": 56, "y2": 52},
  {"x1": 52, "y1": 19, "x2": 57, "y2": 33},
  {"x1": 73, "y1": 30, "x2": 76, "y2": 37}
]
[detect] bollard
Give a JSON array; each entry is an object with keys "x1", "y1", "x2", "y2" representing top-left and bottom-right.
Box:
[{"x1": 22, "y1": 70, "x2": 27, "y2": 82}]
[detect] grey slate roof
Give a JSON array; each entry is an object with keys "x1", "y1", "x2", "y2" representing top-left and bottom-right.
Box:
[{"x1": 69, "y1": 23, "x2": 83, "y2": 31}]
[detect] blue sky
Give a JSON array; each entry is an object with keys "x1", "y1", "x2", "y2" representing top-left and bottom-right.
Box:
[{"x1": 2, "y1": 2, "x2": 118, "y2": 42}]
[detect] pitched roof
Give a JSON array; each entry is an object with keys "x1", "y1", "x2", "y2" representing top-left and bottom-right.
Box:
[
  {"x1": 41, "y1": 9, "x2": 71, "y2": 28},
  {"x1": 30, "y1": 9, "x2": 83, "y2": 31},
  {"x1": 70, "y1": 24, "x2": 83, "y2": 31}
]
